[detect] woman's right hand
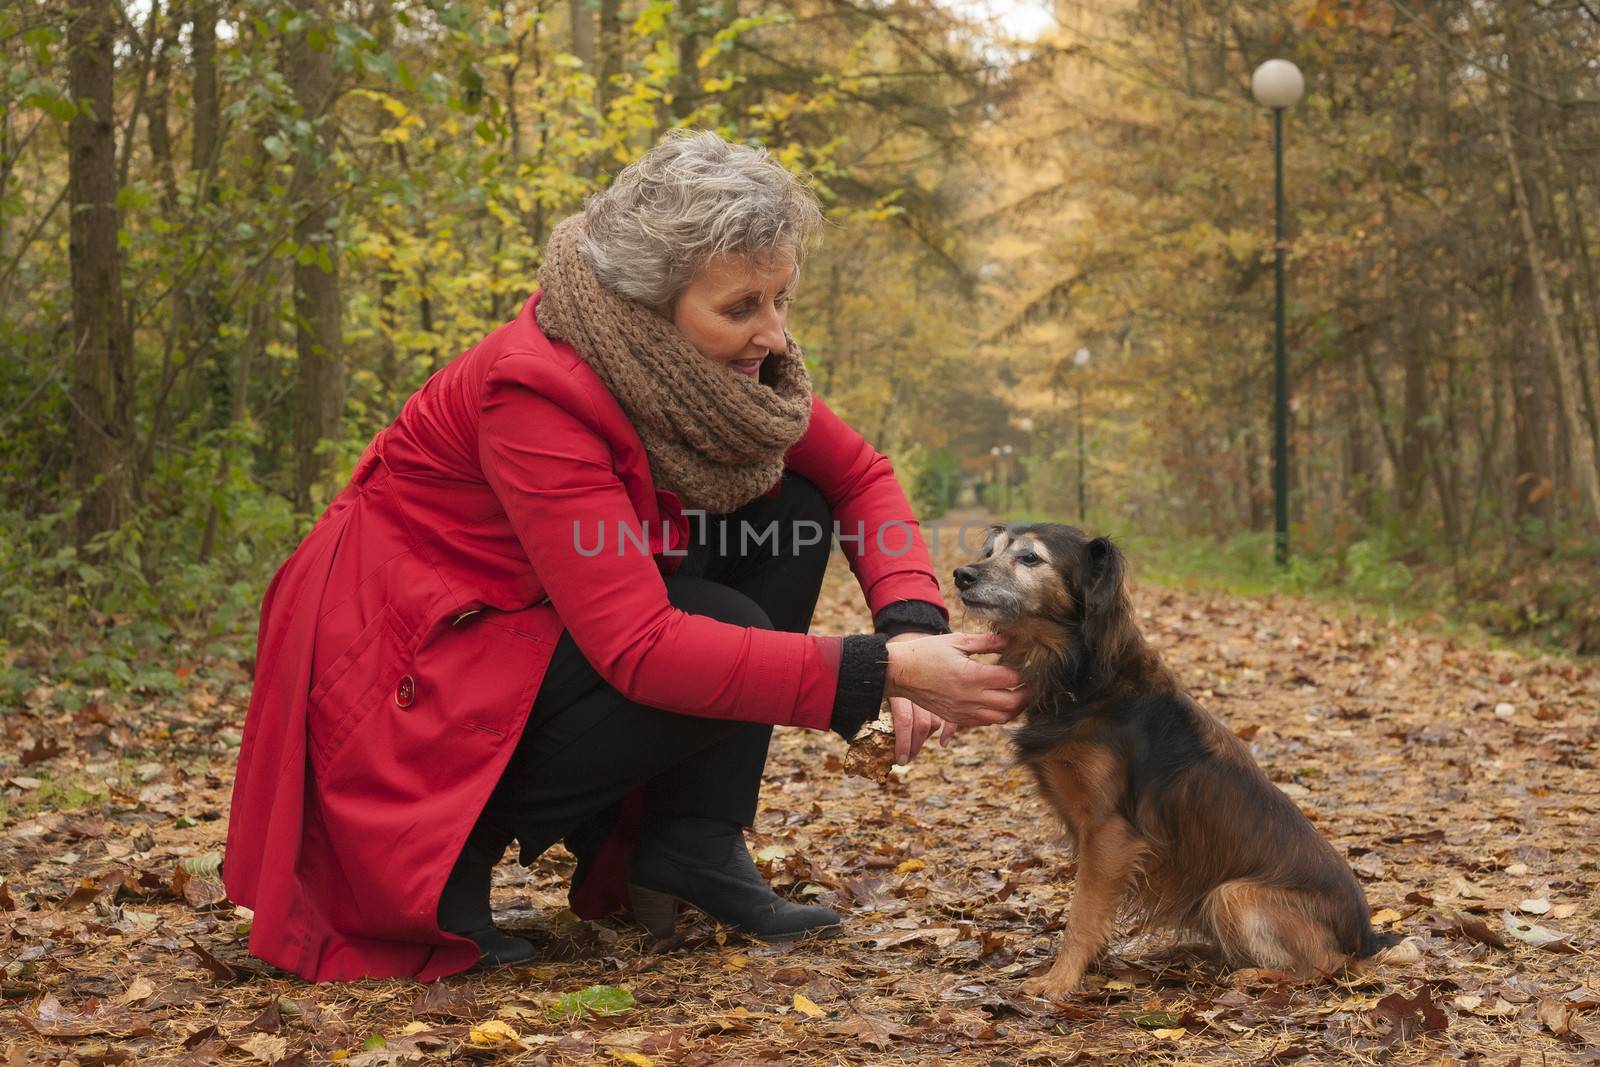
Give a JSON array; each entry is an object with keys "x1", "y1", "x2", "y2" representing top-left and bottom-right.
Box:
[{"x1": 884, "y1": 632, "x2": 1029, "y2": 727}]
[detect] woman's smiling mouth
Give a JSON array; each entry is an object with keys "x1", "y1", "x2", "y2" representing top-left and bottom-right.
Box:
[{"x1": 728, "y1": 354, "x2": 767, "y2": 377}]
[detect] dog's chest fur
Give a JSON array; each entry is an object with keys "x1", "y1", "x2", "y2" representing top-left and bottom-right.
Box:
[{"x1": 1018, "y1": 729, "x2": 1127, "y2": 854}]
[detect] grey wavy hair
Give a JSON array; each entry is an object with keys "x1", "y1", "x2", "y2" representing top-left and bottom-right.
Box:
[{"x1": 580, "y1": 129, "x2": 824, "y2": 309}]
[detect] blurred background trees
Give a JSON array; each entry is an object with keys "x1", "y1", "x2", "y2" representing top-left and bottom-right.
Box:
[
  {"x1": 979, "y1": 0, "x2": 1600, "y2": 649},
  {"x1": 4, "y1": 0, "x2": 1600, "y2": 697}
]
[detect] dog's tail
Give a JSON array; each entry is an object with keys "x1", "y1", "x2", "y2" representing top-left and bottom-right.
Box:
[{"x1": 1360, "y1": 928, "x2": 1421, "y2": 967}]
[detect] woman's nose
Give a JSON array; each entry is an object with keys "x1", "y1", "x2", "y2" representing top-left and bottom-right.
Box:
[{"x1": 752, "y1": 304, "x2": 786, "y2": 352}]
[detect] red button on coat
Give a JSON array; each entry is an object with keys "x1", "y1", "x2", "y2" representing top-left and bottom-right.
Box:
[{"x1": 395, "y1": 675, "x2": 416, "y2": 708}]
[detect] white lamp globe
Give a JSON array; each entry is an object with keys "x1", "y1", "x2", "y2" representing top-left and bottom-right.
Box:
[
  {"x1": 1073, "y1": 346, "x2": 1090, "y2": 368},
  {"x1": 1251, "y1": 59, "x2": 1304, "y2": 110}
]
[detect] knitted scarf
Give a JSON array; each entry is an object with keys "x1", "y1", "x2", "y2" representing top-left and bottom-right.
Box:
[{"x1": 535, "y1": 215, "x2": 814, "y2": 515}]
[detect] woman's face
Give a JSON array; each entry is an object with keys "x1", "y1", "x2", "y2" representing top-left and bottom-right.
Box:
[{"x1": 671, "y1": 251, "x2": 796, "y2": 379}]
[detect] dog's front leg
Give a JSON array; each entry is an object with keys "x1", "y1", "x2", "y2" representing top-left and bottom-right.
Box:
[{"x1": 1022, "y1": 816, "x2": 1145, "y2": 999}]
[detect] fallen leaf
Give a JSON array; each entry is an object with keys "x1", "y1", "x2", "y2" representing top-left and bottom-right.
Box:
[
  {"x1": 187, "y1": 938, "x2": 238, "y2": 982},
  {"x1": 17, "y1": 994, "x2": 154, "y2": 1038},
  {"x1": 1565, "y1": 987, "x2": 1600, "y2": 1010},
  {"x1": 20, "y1": 737, "x2": 63, "y2": 766},
  {"x1": 241, "y1": 999, "x2": 283, "y2": 1034},
  {"x1": 1501, "y1": 911, "x2": 1578, "y2": 953},
  {"x1": 871, "y1": 926, "x2": 961, "y2": 949},
  {"x1": 1373, "y1": 988, "x2": 1448, "y2": 1043},
  {"x1": 236, "y1": 1033, "x2": 289, "y2": 1063},
  {"x1": 1350, "y1": 853, "x2": 1388, "y2": 880},
  {"x1": 548, "y1": 985, "x2": 635, "y2": 1021},
  {"x1": 825, "y1": 1012, "x2": 908, "y2": 1051},
  {"x1": 1370, "y1": 908, "x2": 1402, "y2": 925},
  {"x1": 792, "y1": 993, "x2": 825, "y2": 1018},
  {"x1": 1434, "y1": 913, "x2": 1508, "y2": 949},
  {"x1": 180, "y1": 853, "x2": 224, "y2": 879},
  {"x1": 468, "y1": 1020, "x2": 520, "y2": 1047},
  {"x1": 409, "y1": 980, "x2": 476, "y2": 1020},
  {"x1": 1536, "y1": 998, "x2": 1574, "y2": 1036},
  {"x1": 843, "y1": 723, "x2": 896, "y2": 783},
  {"x1": 893, "y1": 858, "x2": 926, "y2": 874},
  {"x1": 116, "y1": 977, "x2": 156, "y2": 1005}
]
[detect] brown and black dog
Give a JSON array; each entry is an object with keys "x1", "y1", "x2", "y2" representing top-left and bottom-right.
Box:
[{"x1": 954, "y1": 523, "x2": 1408, "y2": 998}]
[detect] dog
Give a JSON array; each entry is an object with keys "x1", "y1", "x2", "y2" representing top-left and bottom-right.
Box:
[{"x1": 953, "y1": 522, "x2": 1408, "y2": 998}]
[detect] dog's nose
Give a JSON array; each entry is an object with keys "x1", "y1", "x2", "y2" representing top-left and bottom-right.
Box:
[{"x1": 953, "y1": 565, "x2": 978, "y2": 590}]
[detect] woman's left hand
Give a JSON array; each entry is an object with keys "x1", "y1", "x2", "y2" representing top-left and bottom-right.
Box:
[{"x1": 885, "y1": 634, "x2": 959, "y2": 764}]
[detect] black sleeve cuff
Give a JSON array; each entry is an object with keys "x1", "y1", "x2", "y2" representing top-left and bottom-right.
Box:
[
  {"x1": 872, "y1": 599, "x2": 951, "y2": 638},
  {"x1": 829, "y1": 633, "x2": 890, "y2": 741}
]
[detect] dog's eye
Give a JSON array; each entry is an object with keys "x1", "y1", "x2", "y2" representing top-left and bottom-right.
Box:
[{"x1": 1017, "y1": 552, "x2": 1042, "y2": 566}]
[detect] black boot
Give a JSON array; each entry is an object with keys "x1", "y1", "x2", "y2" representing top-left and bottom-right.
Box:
[
  {"x1": 437, "y1": 824, "x2": 535, "y2": 967},
  {"x1": 627, "y1": 816, "x2": 841, "y2": 940}
]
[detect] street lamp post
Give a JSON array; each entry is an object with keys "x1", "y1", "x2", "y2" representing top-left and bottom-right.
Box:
[
  {"x1": 1073, "y1": 346, "x2": 1090, "y2": 523},
  {"x1": 1252, "y1": 58, "x2": 1303, "y2": 566}
]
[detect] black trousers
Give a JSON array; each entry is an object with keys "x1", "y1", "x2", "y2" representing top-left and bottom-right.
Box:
[{"x1": 465, "y1": 473, "x2": 835, "y2": 867}]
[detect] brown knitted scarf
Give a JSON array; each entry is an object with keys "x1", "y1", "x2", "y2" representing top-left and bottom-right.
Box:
[{"x1": 535, "y1": 214, "x2": 813, "y2": 515}]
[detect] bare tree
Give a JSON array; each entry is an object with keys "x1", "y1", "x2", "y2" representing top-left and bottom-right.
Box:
[
  {"x1": 67, "y1": 0, "x2": 133, "y2": 545},
  {"x1": 284, "y1": 0, "x2": 345, "y2": 513}
]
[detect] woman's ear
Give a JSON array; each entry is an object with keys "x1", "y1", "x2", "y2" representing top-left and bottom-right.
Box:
[{"x1": 1080, "y1": 536, "x2": 1134, "y2": 683}]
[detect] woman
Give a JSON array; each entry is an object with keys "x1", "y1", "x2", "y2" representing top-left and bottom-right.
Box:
[{"x1": 223, "y1": 130, "x2": 1028, "y2": 982}]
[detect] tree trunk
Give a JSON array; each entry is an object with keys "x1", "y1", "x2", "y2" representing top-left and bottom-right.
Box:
[
  {"x1": 571, "y1": 0, "x2": 595, "y2": 70},
  {"x1": 190, "y1": 0, "x2": 227, "y2": 431},
  {"x1": 285, "y1": 0, "x2": 345, "y2": 513},
  {"x1": 1496, "y1": 96, "x2": 1600, "y2": 527},
  {"x1": 597, "y1": 0, "x2": 622, "y2": 111},
  {"x1": 67, "y1": 0, "x2": 134, "y2": 546},
  {"x1": 668, "y1": 0, "x2": 700, "y2": 127},
  {"x1": 1398, "y1": 328, "x2": 1428, "y2": 513}
]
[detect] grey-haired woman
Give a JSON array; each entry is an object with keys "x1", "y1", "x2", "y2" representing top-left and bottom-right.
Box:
[{"x1": 224, "y1": 129, "x2": 1027, "y2": 981}]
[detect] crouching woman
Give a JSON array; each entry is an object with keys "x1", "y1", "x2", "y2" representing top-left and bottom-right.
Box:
[{"x1": 223, "y1": 130, "x2": 1027, "y2": 982}]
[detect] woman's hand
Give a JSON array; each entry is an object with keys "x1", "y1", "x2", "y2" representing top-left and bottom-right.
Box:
[
  {"x1": 882, "y1": 633, "x2": 960, "y2": 763},
  {"x1": 884, "y1": 632, "x2": 1029, "y2": 729},
  {"x1": 884, "y1": 696, "x2": 960, "y2": 764}
]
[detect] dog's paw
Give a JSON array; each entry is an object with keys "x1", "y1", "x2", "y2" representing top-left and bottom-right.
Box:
[{"x1": 1021, "y1": 973, "x2": 1081, "y2": 1000}]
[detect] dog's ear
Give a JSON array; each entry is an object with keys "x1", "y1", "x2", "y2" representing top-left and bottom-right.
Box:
[
  {"x1": 1080, "y1": 536, "x2": 1135, "y2": 684},
  {"x1": 980, "y1": 523, "x2": 1006, "y2": 555}
]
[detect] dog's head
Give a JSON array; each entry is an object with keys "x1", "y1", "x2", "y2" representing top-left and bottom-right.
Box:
[{"x1": 953, "y1": 523, "x2": 1136, "y2": 690}]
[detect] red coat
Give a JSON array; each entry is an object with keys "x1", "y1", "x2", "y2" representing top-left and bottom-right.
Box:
[{"x1": 223, "y1": 291, "x2": 947, "y2": 982}]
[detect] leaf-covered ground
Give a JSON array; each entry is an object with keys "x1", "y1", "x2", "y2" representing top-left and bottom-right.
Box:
[{"x1": 3, "y1": 527, "x2": 1598, "y2": 1064}]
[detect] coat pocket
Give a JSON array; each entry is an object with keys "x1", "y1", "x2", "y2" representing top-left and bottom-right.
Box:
[{"x1": 307, "y1": 604, "x2": 414, "y2": 776}]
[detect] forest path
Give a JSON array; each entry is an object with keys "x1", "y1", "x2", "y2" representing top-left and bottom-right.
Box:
[{"x1": 2, "y1": 525, "x2": 1596, "y2": 1064}]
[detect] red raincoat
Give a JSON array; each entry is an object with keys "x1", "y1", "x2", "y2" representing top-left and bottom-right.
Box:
[{"x1": 223, "y1": 291, "x2": 947, "y2": 982}]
